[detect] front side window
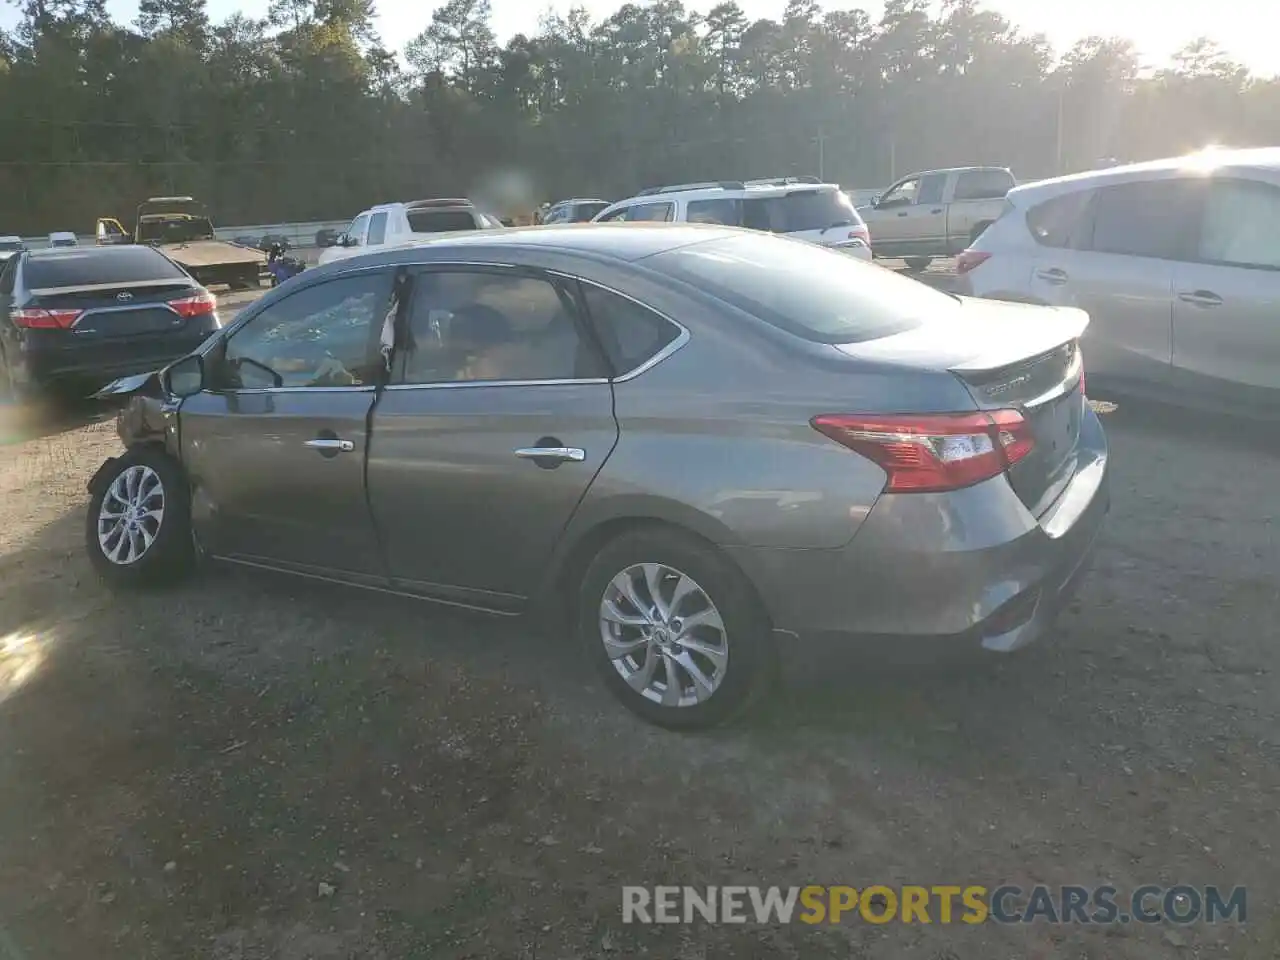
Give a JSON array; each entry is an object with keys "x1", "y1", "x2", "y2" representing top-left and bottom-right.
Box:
[
  {"x1": 1198, "y1": 178, "x2": 1280, "y2": 270},
  {"x1": 596, "y1": 207, "x2": 630, "y2": 223},
  {"x1": 1079, "y1": 179, "x2": 1202, "y2": 260},
  {"x1": 627, "y1": 202, "x2": 674, "y2": 222},
  {"x1": 220, "y1": 272, "x2": 391, "y2": 389},
  {"x1": 581, "y1": 284, "x2": 681, "y2": 375},
  {"x1": 348, "y1": 214, "x2": 370, "y2": 245},
  {"x1": 398, "y1": 270, "x2": 605, "y2": 384},
  {"x1": 877, "y1": 177, "x2": 919, "y2": 208},
  {"x1": 367, "y1": 212, "x2": 388, "y2": 245}
]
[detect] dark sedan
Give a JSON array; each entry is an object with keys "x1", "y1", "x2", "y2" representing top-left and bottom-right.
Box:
[
  {"x1": 0, "y1": 245, "x2": 222, "y2": 401},
  {"x1": 84, "y1": 225, "x2": 1108, "y2": 729}
]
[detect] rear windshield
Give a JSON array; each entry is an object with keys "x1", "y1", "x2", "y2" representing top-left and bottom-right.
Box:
[
  {"x1": 137, "y1": 217, "x2": 215, "y2": 243},
  {"x1": 0, "y1": 240, "x2": 23, "y2": 252},
  {"x1": 406, "y1": 209, "x2": 479, "y2": 233},
  {"x1": 648, "y1": 233, "x2": 954, "y2": 344},
  {"x1": 24, "y1": 248, "x2": 187, "y2": 288},
  {"x1": 744, "y1": 189, "x2": 860, "y2": 233}
]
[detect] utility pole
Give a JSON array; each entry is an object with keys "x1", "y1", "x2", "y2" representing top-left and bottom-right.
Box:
[
  {"x1": 1056, "y1": 84, "x2": 1066, "y2": 175},
  {"x1": 816, "y1": 126, "x2": 825, "y2": 180}
]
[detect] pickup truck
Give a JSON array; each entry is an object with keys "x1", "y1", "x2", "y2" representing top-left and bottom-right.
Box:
[
  {"x1": 857, "y1": 166, "x2": 1015, "y2": 272},
  {"x1": 96, "y1": 197, "x2": 266, "y2": 290}
]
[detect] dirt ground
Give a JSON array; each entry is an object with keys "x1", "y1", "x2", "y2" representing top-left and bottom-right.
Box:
[{"x1": 1, "y1": 341, "x2": 1278, "y2": 957}]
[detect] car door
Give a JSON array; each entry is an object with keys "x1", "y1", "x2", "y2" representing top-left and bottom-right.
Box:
[
  {"x1": 366, "y1": 264, "x2": 618, "y2": 609},
  {"x1": 1170, "y1": 176, "x2": 1280, "y2": 390},
  {"x1": 1026, "y1": 178, "x2": 1202, "y2": 379},
  {"x1": 177, "y1": 267, "x2": 397, "y2": 579},
  {"x1": 365, "y1": 210, "x2": 389, "y2": 248}
]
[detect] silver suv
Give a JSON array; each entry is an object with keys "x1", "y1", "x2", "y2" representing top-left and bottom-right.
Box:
[
  {"x1": 957, "y1": 148, "x2": 1280, "y2": 406},
  {"x1": 592, "y1": 178, "x2": 872, "y2": 259}
]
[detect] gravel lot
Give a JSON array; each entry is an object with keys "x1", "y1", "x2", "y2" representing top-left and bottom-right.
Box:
[{"x1": 0, "y1": 281, "x2": 1277, "y2": 959}]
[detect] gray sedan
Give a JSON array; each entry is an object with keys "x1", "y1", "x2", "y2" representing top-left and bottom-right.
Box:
[{"x1": 85, "y1": 225, "x2": 1110, "y2": 729}]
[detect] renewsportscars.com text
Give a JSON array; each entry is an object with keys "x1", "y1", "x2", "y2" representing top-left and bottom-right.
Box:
[{"x1": 622, "y1": 885, "x2": 1247, "y2": 925}]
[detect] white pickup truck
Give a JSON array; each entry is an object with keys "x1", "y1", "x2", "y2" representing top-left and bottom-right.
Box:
[
  {"x1": 857, "y1": 166, "x2": 1015, "y2": 271},
  {"x1": 319, "y1": 199, "x2": 503, "y2": 266}
]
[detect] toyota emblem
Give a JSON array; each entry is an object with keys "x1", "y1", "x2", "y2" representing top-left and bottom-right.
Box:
[{"x1": 116, "y1": 291, "x2": 133, "y2": 302}]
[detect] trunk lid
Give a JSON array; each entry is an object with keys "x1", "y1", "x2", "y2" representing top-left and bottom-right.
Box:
[
  {"x1": 31, "y1": 279, "x2": 196, "y2": 338},
  {"x1": 834, "y1": 297, "x2": 1088, "y2": 517}
]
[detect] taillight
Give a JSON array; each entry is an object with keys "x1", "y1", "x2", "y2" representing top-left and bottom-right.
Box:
[
  {"x1": 168, "y1": 289, "x2": 216, "y2": 319},
  {"x1": 11, "y1": 307, "x2": 83, "y2": 329},
  {"x1": 811, "y1": 410, "x2": 1035, "y2": 494},
  {"x1": 956, "y1": 249, "x2": 992, "y2": 275}
]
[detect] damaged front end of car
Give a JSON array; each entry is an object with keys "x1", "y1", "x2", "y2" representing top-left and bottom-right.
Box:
[{"x1": 87, "y1": 368, "x2": 184, "y2": 496}]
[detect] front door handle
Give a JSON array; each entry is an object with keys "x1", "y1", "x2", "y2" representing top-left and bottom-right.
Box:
[
  {"x1": 1035, "y1": 267, "x2": 1069, "y2": 285},
  {"x1": 304, "y1": 438, "x2": 355, "y2": 453},
  {"x1": 1178, "y1": 289, "x2": 1223, "y2": 308},
  {"x1": 514, "y1": 446, "x2": 586, "y2": 463}
]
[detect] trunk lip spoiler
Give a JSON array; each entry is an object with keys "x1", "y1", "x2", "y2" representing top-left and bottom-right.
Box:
[
  {"x1": 30, "y1": 279, "x2": 195, "y2": 298},
  {"x1": 947, "y1": 304, "x2": 1089, "y2": 377}
]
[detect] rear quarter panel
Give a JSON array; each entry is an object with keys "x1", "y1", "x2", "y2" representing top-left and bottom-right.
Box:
[{"x1": 560, "y1": 267, "x2": 903, "y2": 551}]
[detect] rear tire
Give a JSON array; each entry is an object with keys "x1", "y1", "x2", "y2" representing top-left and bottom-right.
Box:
[
  {"x1": 904, "y1": 256, "x2": 932, "y2": 272},
  {"x1": 86, "y1": 446, "x2": 194, "y2": 588},
  {"x1": 578, "y1": 528, "x2": 773, "y2": 730}
]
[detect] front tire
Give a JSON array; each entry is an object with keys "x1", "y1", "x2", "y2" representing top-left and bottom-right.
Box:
[
  {"x1": 86, "y1": 447, "x2": 194, "y2": 588},
  {"x1": 578, "y1": 528, "x2": 773, "y2": 730}
]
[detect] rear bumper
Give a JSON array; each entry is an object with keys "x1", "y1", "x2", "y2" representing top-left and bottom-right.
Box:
[
  {"x1": 15, "y1": 323, "x2": 216, "y2": 390},
  {"x1": 727, "y1": 403, "x2": 1110, "y2": 659}
]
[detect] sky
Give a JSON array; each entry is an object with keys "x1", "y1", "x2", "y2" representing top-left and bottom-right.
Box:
[{"x1": 2, "y1": 0, "x2": 1275, "y2": 77}]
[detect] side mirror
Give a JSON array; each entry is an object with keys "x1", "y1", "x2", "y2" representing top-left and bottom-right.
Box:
[
  {"x1": 164, "y1": 354, "x2": 205, "y2": 398},
  {"x1": 341, "y1": 234, "x2": 358, "y2": 248},
  {"x1": 870, "y1": 194, "x2": 882, "y2": 206}
]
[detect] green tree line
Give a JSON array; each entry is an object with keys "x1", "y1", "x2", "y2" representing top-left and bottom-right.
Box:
[{"x1": 1, "y1": 0, "x2": 1277, "y2": 234}]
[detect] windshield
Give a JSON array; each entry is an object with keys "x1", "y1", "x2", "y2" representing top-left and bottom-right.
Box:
[
  {"x1": 137, "y1": 217, "x2": 216, "y2": 244},
  {"x1": 0, "y1": 240, "x2": 22, "y2": 252},
  {"x1": 648, "y1": 232, "x2": 953, "y2": 343},
  {"x1": 406, "y1": 209, "x2": 479, "y2": 233}
]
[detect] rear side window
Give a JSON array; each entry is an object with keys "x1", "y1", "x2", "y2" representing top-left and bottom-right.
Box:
[
  {"x1": 627, "y1": 202, "x2": 674, "y2": 222},
  {"x1": 650, "y1": 233, "x2": 951, "y2": 344},
  {"x1": 1025, "y1": 191, "x2": 1093, "y2": 248},
  {"x1": 406, "y1": 209, "x2": 479, "y2": 233},
  {"x1": 581, "y1": 284, "x2": 681, "y2": 375},
  {"x1": 1197, "y1": 178, "x2": 1280, "y2": 270},
  {"x1": 1079, "y1": 179, "x2": 1202, "y2": 260},
  {"x1": 687, "y1": 198, "x2": 743, "y2": 225},
  {"x1": 0, "y1": 257, "x2": 16, "y2": 294},
  {"x1": 954, "y1": 170, "x2": 1014, "y2": 201},
  {"x1": 367, "y1": 212, "x2": 388, "y2": 245},
  {"x1": 24, "y1": 248, "x2": 187, "y2": 289}
]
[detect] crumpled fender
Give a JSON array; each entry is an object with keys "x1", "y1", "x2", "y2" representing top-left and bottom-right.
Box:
[{"x1": 93, "y1": 369, "x2": 173, "y2": 452}]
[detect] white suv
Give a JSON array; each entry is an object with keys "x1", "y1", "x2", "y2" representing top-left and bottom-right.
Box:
[
  {"x1": 319, "y1": 199, "x2": 503, "y2": 265},
  {"x1": 591, "y1": 178, "x2": 873, "y2": 259}
]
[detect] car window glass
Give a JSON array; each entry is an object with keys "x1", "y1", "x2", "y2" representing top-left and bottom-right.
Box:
[
  {"x1": 687, "y1": 198, "x2": 743, "y2": 225},
  {"x1": 954, "y1": 170, "x2": 1014, "y2": 201},
  {"x1": 23, "y1": 248, "x2": 187, "y2": 288},
  {"x1": 627, "y1": 202, "x2": 674, "y2": 222},
  {"x1": 575, "y1": 202, "x2": 610, "y2": 221},
  {"x1": 916, "y1": 174, "x2": 946, "y2": 206},
  {"x1": 349, "y1": 214, "x2": 370, "y2": 244},
  {"x1": 878, "y1": 178, "x2": 919, "y2": 207},
  {"x1": 651, "y1": 232, "x2": 946, "y2": 344},
  {"x1": 405, "y1": 209, "x2": 479, "y2": 233},
  {"x1": 399, "y1": 271, "x2": 605, "y2": 384},
  {"x1": 1026, "y1": 191, "x2": 1093, "y2": 248},
  {"x1": 367, "y1": 212, "x2": 388, "y2": 245},
  {"x1": 1081, "y1": 179, "x2": 1201, "y2": 260},
  {"x1": 596, "y1": 208, "x2": 629, "y2": 222},
  {"x1": 777, "y1": 189, "x2": 856, "y2": 231},
  {"x1": 0, "y1": 258, "x2": 15, "y2": 295},
  {"x1": 222, "y1": 272, "x2": 390, "y2": 389},
  {"x1": 1198, "y1": 179, "x2": 1280, "y2": 270},
  {"x1": 581, "y1": 284, "x2": 681, "y2": 375}
]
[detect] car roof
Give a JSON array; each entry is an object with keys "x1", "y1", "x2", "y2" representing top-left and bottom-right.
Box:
[
  {"x1": 1010, "y1": 147, "x2": 1280, "y2": 203},
  {"x1": 0, "y1": 235, "x2": 22, "y2": 243},
  {"x1": 366, "y1": 198, "x2": 476, "y2": 213},
  {"x1": 314, "y1": 223, "x2": 739, "y2": 273}
]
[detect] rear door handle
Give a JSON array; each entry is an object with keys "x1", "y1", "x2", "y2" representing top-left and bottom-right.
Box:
[
  {"x1": 1178, "y1": 290, "x2": 1223, "y2": 308},
  {"x1": 304, "y1": 438, "x2": 354, "y2": 452},
  {"x1": 1035, "y1": 267, "x2": 1069, "y2": 285}
]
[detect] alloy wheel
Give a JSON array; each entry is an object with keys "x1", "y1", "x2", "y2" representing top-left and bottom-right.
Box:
[
  {"x1": 97, "y1": 465, "x2": 165, "y2": 565},
  {"x1": 598, "y1": 563, "x2": 729, "y2": 708}
]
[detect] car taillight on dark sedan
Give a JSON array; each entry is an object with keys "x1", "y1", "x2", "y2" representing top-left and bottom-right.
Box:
[
  {"x1": 12, "y1": 307, "x2": 83, "y2": 329},
  {"x1": 811, "y1": 410, "x2": 1035, "y2": 493},
  {"x1": 167, "y1": 289, "x2": 217, "y2": 319}
]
